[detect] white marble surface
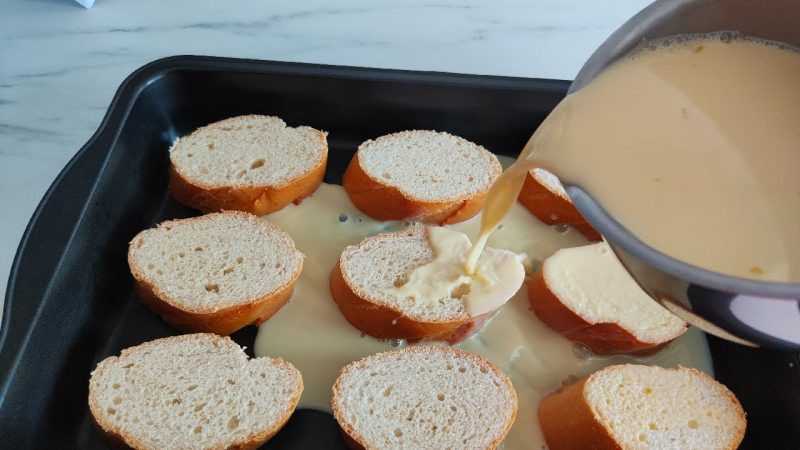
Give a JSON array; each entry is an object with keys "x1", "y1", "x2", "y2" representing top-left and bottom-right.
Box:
[{"x1": 0, "y1": 0, "x2": 651, "y2": 317}]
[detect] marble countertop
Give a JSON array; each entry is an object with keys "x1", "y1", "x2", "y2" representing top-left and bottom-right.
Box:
[{"x1": 0, "y1": 0, "x2": 650, "y2": 318}]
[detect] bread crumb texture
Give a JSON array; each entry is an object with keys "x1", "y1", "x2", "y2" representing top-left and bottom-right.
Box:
[
  {"x1": 340, "y1": 227, "x2": 468, "y2": 322},
  {"x1": 358, "y1": 130, "x2": 500, "y2": 201},
  {"x1": 334, "y1": 346, "x2": 516, "y2": 450},
  {"x1": 531, "y1": 168, "x2": 569, "y2": 199},
  {"x1": 129, "y1": 212, "x2": 302, "y2": 312},
  {"x1": 586, "y1": 365, "x2": 745, "y2": 450},
  {"x1": 170, "y1": 115, "x2": 326, "y2": 188},
  {"x1": 89, "y1": 334, "x2": 302, "y2": 450}
]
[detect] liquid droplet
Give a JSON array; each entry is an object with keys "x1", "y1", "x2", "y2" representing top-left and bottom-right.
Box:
[{"x1": 389, "y1": 339, "x2": 406, "y2": 348}]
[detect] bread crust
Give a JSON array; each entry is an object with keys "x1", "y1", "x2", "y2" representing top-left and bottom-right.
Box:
[
  {"x1": 330, "y1": 260, "x2": 485, "y2": 343},
  {"x1": 133, "y1": 274, "x2": 298, "y2": 336},
  {"x1": 538, "y1": 377, "x2": 623, "y2": 450},
  {"x1": 88, "y1": 334, "x2": 303, "y2": 450},
  {"x1": 518, "y1": 170, "x2": 602, "y2": 241},
  {"x1": 342, "y1": 139, "x2": 499, "y2": 225},
  {"x1": 538, "y1": 365, "x2": 746, "y2": 450},
  {"x1": 169, "y1": 125, "x2": 327, "y2": 215},
  {"x1": 527, "y1": 270, "x2": 677, "y2": 355},
  {"x1": 128, "y1": 213, "x2": 303, "y2": 336},
  {"x1": 331, "y1": 346, "x2": 517, "y2": 450}
]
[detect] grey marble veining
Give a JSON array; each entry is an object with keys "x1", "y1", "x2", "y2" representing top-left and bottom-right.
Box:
[{"x1": 0, "y1": 0, "x2": 650, "y2": 318}]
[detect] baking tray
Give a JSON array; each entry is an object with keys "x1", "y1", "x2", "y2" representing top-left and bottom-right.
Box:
[{"x1": 0, "y1": 56, "x2": 797, "y2": 449}]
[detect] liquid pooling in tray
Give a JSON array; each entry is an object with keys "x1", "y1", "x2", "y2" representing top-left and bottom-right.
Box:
[{"x1": 254, "y1": 177, "x2": 712, "y2": 449}]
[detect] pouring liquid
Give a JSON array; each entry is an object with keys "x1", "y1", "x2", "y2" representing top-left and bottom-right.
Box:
[
  {"x1": 468, "y1": 34, "x2": 800, "y2": 283},
  {"x1": 465, "y1": 135, "x2": 538, "y2": 273}
]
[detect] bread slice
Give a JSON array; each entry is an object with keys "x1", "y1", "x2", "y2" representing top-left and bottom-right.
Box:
[
  {"x1": 518, "y1": 168, "x2": 601, "y2": 241},
  {"x1": 128, "y1": 212, "x2": 303, "y2": 335},
  {"x1": 89, "y1": 333, "x2": 303, "y2": 450},
  {"x1": 343, "y1": 130, "x2": 502, "y2": 224},
  {"x1": 528, "y1": 242, "x2": 686, "y2": 354},
  {"x1": 169, "y1": 115, "x2": 327, "y2": 215},
  {"x1": 538, "y1": 364, "x2": 746, "y2": 450},
  {"x1": 330, "y1": 227, "x2": 502, "y2": 343},
  {"x1": 332, "y1": 346, "x2": 517, "y2": 450}
]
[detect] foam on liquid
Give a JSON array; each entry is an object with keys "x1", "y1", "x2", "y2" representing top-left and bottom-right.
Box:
[
  {"x1": 470, "y1": 34, "x2": 800, "y2": 283},
  {"x1": 254, "y1": 181, "x2": 712, "y2": 448},
  {"x1": 384, "y1": 226, "x2": 526, "y2": 317}
]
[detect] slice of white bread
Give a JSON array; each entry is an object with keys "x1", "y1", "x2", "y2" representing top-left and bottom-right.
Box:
[
  {"x1": 528, "y1": 242, "x2": 686, "y2": 354},
  {"x1": 330, "y1": 227, "x2": 497, "y2": 343},
  {"x1": 332, "y1": 346, "x2": 517, "y2": 450},
  {"x1": 518, "y1": 168, "x2": 601, "y2": 241},
  {"x1": 89, "y1": 333, "x2": 303, "y2": 450},
  {"x1": 169, "y1": 115, "x2": 328, "y2": 215},
  {"x1": 128, "y1": 212, "x2": 303, "y2": 335},
  {"x1": 538, "y1": 364, "x2": 746, "y2": 450},
  {"x1": 343, "y1": 130, "x2": 502, "y2": 224}
]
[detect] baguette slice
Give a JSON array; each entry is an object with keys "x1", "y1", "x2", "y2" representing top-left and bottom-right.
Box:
[
  {"x1": 518, "y1": 168, "x2": 601, "y2": 241},
  {"x1": 343, "y1": 130, "x2": 502, "y2": 224},
  {"x1": 128, "y1": 212, "x2": 303, "y2": 335},
  {"x1": 331, "y1": 227, "x2": 511, "y2": 343},
  {"x1": 169, "y1": 115, "x2": 327, "y2": 215},
  {"x1": 528, "y1": 242, "x2": 686, "y2": 354},
  {"x1": 89, "y1": 333, "x2": 303, "y2": 450},
  {"x1": 332, "y1": 346, "x2": 517, "y2": 450},
  {"x1": 538, "y1": 364, "x2": 746, "y2": 450}
]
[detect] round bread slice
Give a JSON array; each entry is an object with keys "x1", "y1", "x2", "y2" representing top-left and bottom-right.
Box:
[
  {"x1": 528, "y1": 242, "x2": 686, "y2": 355},
  {"x1": 517, "y1": 168, "x2": 601, "y2": 241},
  {"x1": 343, "y1": 130, "x2": 502, "y2": 224},
  {"x1": 128, "y1": 212, "x2": 303, "y2": 335},
  {"x1": 89, "y1": 333, "x2": 303, "y2": 450},
  {"x1": 169, "y1": 115, "x2": 327, "y2": 215},
  {"x1": 538, "y1": 364, "x2": 746, "y2": 450},
  {"x1": 332, "y1": 346, "x2": 517, "y2": 450},
  {"x1": 330, "y1": 227, "x2": 486, "y2": 343}
]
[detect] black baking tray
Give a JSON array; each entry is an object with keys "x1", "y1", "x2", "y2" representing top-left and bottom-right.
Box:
[{"x1": 0, "y1": 56, "x2": 797, "y2": 449}]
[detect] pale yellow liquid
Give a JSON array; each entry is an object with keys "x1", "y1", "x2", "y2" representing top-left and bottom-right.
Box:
[
  {"x1": 254, "y1": 181, "x2": 712, "y2": 448},
  {"x1": 470, "y1": 36, "x2": 800, "y2": 283},
  {"x1": 383, "y1": 226, "x2": 527, "y2": 318}
]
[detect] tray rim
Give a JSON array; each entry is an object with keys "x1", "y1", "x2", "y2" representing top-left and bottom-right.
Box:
[{"x1": 3, "y1": 55, "x2": 799, "y2": 450}]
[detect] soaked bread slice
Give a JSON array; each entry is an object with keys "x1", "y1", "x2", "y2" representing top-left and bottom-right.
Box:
[
  {"x1": 538, "y1": 364, "x2": 745, "y2": 450},
  {"x1": 332, "y1": 346, "x2": 517, "y2": 450},
  {"x1": 169, "y1": 115, "x2": 327, "y2": 215},
  {"x1": 89, "y1": 333, "x2": 303, "y2": 450},
  {"x1": 330, "y1": 227, "x2": 507, "y2": 343},
  {"x1": 518, "y1": 168, "x2": 601, "y2": 241},
  {"x1": 128, "y1": 212, "x2": 303, "y2": 335},
  {"x1": 343, "y1": 130, "x2": 501, "y2": 224},
  {"x1": 528, "y1": 242, "x2": 686, "y2": 354}
]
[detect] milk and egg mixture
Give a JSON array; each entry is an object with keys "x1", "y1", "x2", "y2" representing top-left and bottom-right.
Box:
[
  {"x1": 472, "y1": 34, "x2": 800, "y2": 283},
  {"x1": 254, "y1": 181, "x2": 712, "y2": 449},
  {"x1": 253, "y1": 33, "x2": 800, "y2": 449}
]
